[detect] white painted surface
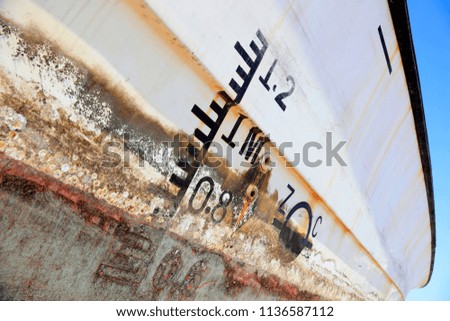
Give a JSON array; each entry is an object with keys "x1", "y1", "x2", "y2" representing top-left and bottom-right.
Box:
[{"x1": 0, "y1": 0, "x2": 432, "y2": 299}]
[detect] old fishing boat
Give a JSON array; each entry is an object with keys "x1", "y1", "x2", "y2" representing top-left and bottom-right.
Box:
[{"x1": 0, "y1": 0, "x2": 434, "y2": 300}]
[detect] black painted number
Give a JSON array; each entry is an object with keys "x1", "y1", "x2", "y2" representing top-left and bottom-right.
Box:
[
  {"x1": 275, "y1": 75, "x2": 295, "y2": 111},
  {"x1": 272, "y1": 184, "x2": 313, "y2": 256}
]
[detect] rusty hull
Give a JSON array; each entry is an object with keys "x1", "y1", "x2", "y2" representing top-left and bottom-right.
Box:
[
  {"x1": 0, "y1": 0, "x2": 434, "y2": 301},
  {"x1": 0, "y1": 16, "x2": 352, "y2": 300},
  {"x1": 0, "y1": 154, "x2": 321, "y2": 300}
]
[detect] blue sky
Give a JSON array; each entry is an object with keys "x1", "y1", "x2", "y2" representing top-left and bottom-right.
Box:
[{"x1": 406, "y1": 0, "x2": 450, "y2": 300}]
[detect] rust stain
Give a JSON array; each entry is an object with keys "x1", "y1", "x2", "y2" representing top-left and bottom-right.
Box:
[
  {"x1": 0, "y1": 153, "x2": 125, "y2": 226},
  {"x1": 234, "y1": 201, "x2": 250, "y2": 229},
  {"x1": 234, "y1": 184, "x2": 259, "y2": 229},
  {"x1": 223, "y1": 258, "x2": 322, "y2": 301},
  {"x1": 390, "y1": 45, "x2": 400, "y2": 61},
  {"x1": 347, "y1": 71, "x2": 387, "y2": 140},
  {"x1": 364, "y1": 106, "x2": 410, "y2": 194}
]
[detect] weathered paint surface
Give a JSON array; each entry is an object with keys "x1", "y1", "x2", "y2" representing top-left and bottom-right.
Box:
[
  {"x1": 0, "y1": 154, "x2": 324, "y2": 300},
  {"x1": 0, "y1": 0, "x2": 433, "y2": 300}
]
